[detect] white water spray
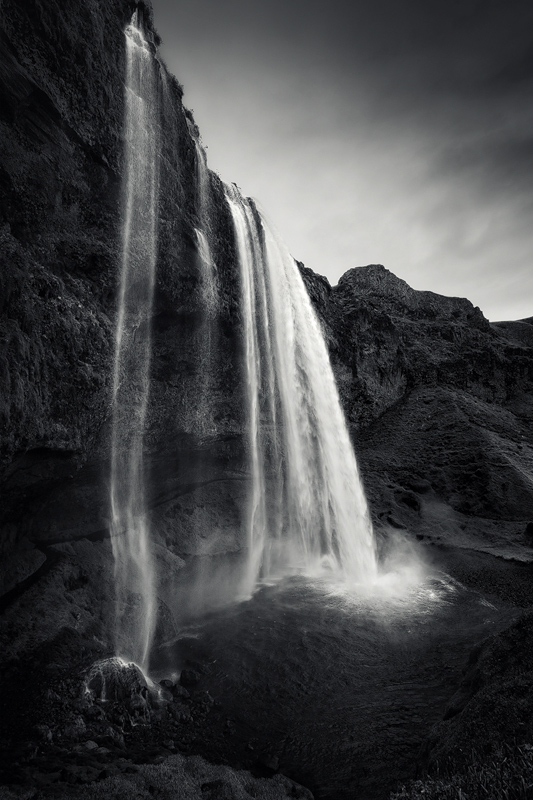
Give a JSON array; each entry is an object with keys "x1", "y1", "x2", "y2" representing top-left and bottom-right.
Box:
[
  {"x1": 110, "y1": 11, "x2": 160, "y2": 672},
  {"x1": 225, "y1": 185, "x2": 377, "y2": 593}
]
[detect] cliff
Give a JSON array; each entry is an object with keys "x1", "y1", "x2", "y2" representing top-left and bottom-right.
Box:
[
  {"x1": 300, "y1": 263, "x2": 533, "y2": 559},
  {"x1": 0, "y1": 0, "x2": 250, "y2": 648},
  {"x1": 0, "y1": 0, "x2": 303, "y2": 791}
]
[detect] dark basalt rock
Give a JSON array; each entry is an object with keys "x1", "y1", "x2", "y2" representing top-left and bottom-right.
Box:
[
  {"x1": 301, "y1": 263, "x2": 533, "y2": 556},
  {"x1": 85, "y1": 657, "x2": 150, "y2": 705},
  {"x1": 179, "y1": 669, "x2": 201, "y2": 688}
]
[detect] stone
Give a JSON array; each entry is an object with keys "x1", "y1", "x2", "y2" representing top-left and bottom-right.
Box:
[
  {"x1": 84, "y1": 705, "x2": 104, "y2": 721},
  {"x1": 60, "y1": 716, "x2": 86, "y2": 742},
  {"x1": 33, "y1": 724, "x2": 53, "y2": 742},
  {"x1": 85, "y1": 658, "x2": 149, "y2": 704},
  {"x1": 84, "y1": 740, "x2": 98, "y2": 750},
  {"x1": 197, "y1": 691, "x2": 214, "y2": 707},
  {"x1": 386, "y1": 516, "x2": 406, "y2": 530},
  {"x1": 200, "y1": 779, "x2": 235, "y2": 800},
  {"x1": 395, "y1": 490, "x2": 420, "y2": 512},
  {"x1": 171, "y1": 706, "x2": 192, "y2": 724}
]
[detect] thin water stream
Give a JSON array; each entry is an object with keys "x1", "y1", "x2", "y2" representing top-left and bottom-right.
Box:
[{"x1": 110, "y1": 12, "x2": 160, "y2": 671}]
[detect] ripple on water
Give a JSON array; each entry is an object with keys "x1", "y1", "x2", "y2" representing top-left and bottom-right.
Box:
[{"x1": 152, "y1": 556, "x2": 518, "y2": 800}]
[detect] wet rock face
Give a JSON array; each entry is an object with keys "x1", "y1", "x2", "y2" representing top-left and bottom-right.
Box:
[
  {"x1": 0, "y1": 0, "x2": 133, "y2": 468},
  {"x1": 86, "y1": 658, "x2": 150, "y2": 705},
  {"x1": 0, "y1": 0, "x2": 245, "y2": 650},
  {"x1": 0, "y1": 0, "x2": 131, "y2": 573}
]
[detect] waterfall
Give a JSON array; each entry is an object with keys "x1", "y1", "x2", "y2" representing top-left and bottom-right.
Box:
[
  {"x1": 194, "y1": 141, "x2": 218, "y2": 313},
  {"x1": 187, "y1": 134, "x2": 219, "y2": 438},
  {"x1": 110, "y1": 11, "x2": 160, "y2": 672},
  {"x1": 110, "y1": 10, "x2": 375, "y2": 661},
  {"x1": 225, "y1": 185, "x2": 377, "y2": 592}
]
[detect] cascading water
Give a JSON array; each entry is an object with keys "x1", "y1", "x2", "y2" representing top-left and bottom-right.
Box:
[
  {"x1": 110, "y1": 9, "x2": 375, "y2": 663},
  {"x1": 194, "y1": 141, "x2": 218, "y2": 313},
  {"x1": 110, "y1": 11, "x2": 160, "y2": 672},
  {"x1": 225, "y1": 185, "x2": 378, "y2": 593}
]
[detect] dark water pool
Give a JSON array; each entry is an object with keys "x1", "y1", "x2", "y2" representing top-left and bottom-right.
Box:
[{"x1": 152, "y1": 558, "x2": 519, "y2": 799}]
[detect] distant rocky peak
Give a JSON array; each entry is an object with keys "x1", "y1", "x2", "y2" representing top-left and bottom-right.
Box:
[
  {"x1": 336, "y1": 264, "x2": 413, "y2": 300},
  {"x1": 334, "y1": 263, "x2": 488, "y2": 329}
]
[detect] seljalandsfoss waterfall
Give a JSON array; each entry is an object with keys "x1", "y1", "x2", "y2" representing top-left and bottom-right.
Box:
[
  {"x1": 110, "y1": 12, "x2": 377, "y2": 673},
  {"x1": 3, "y1": 2, "x2": 533, "y2": 799}
]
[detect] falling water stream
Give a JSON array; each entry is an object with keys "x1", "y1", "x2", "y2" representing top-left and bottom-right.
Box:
[
  {"x1": 108, "y1": 8, "x2": 410, "y2": 686},
  {"x1": 225, "y1": 185, "x2": 377, "y2": 594},
  {"x1": 110, "y1": 11, "x2": 160, "y2": 672},
  {"x1": 192, "y1": 137, "x2": 219, "y2": 437},
  {"x1": 194, "y1": 141, "x2": 218, "y2": 313}
]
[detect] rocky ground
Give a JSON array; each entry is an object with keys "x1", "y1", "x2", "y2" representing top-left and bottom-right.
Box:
[
  {"x1": 390, "y1": 607, "x2": 533, "y2": 799},
  {"x1": 0, "y1": 645, "x2": 312, "y2": 799},
  {"x1": 2, "y1": 547, "x2": 533, "y2": 800}
]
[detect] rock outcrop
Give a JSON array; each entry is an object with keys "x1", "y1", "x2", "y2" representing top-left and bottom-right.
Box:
[{"x1": 300, "y1": 263, "x2": 533, "y2": 557}]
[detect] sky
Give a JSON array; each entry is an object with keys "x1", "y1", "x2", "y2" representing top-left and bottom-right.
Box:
[{"x1": 153, "y1": 0, "x2": 533, "y2": 321}]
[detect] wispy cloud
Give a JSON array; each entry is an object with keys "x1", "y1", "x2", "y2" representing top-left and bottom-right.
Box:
[{"x1": 155, "y1": 0, "x2": 533, "y2": 320}]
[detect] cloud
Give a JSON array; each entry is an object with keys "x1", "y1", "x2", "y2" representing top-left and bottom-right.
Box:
[{"x1": 153, "y1": 0, "x2": 533, "y2": 320}]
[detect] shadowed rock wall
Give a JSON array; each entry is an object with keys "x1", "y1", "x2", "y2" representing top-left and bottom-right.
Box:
[
  {"x1": 0, "y1": 0, "x2": 247, "y2": 663},
  {"x1": 300, "y1": 264, "x2": 533, "y2": 556}
]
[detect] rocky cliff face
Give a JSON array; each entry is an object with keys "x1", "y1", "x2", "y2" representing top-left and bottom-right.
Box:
[
  {"x1": 301, "y1": 263, "x2": 533, "y2": 558},
  {"x1": 1, "y1": 0, "x2": 533, "y2": 699},
  {"x1": 1, "y1": 0, "x2": 128, "y2": 664},
  {"x1": 0, "y1": 0, "x2": 250, "y2": 678}
]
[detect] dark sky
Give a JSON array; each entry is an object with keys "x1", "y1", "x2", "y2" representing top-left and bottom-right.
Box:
[{"x1": 153, "y1": 0, "x2": 533, "y2": 320}]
